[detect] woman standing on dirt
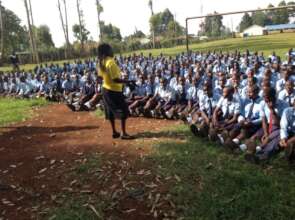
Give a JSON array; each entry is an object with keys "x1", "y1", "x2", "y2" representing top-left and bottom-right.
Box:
[{"x1": 97, "y1": 43, "x2": 134, "y2": 140}]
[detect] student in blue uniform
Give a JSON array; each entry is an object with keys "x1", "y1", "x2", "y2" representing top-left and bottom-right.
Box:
[
  {"x1": 225, "y1": 85, "x2": 263, "y2": 151},
  {"x1": 278, "y1": 80, "x2": 294, "y2": 106},
  {"x1": 209, "y1": 86, "x2": 241, "y2": 143},
  {"x1": 245, "y1": 87, "x2": 289, "y2": 163},
  {"x1": 280, "y1": 101, "x2": 295, "y2": 162},
  {"x1": 190, "y1": 80, "x2": 220, "y2": 137}
]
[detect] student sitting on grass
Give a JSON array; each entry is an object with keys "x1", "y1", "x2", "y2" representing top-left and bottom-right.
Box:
[
  {"x1": 209, "y1": 86, "x2": 241, "y2": 144},
  {"x1": 278, "y1": 80, "x2": 294, "y2": 107},
  {"x1": 280, "y1": 101, "x2": 295, "y2": 162},
  {"x1": 190, "y1": 80, "x2": 220, "y2": 138},
  {"x1": 225, "y1": 85, "x2": 263, "y2": 152},
  {"x1": 244, "y1": 88, "x2": 289, "y2": 163}
]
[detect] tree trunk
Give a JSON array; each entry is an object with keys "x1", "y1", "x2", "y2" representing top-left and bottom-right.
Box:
[
  {"x1": 0, "y1": 1, "x2": 4, "y2": 66},
  {"x1": 63, "y1": 0, "x2": 70, "y2": 57},
  {"x1": 76, "y1": 0, "x2": 84, "y2": 55},
  {"x1": 58, "y1": 0, "x2": 68, "y2": 59},
  {"x1": 95, "y1": 0, "x2": 102, "y2": 41},
  {"x1": 27, "y1": 0, "x2": 39, "y2": 63}
]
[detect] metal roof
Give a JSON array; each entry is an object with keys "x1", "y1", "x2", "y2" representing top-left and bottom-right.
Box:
[{"x1": 265, "y1": 24, "x2": 295, "y2": 31}]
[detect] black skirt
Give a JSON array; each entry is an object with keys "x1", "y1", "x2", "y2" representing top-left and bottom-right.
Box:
[{"x1": 102, "y1": 88, "x2": 129, "y2": 120}]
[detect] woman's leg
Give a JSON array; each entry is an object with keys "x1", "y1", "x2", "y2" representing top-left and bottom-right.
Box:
[{"x1": 121, "y1": 118, "x2": 127, "y2": 135}]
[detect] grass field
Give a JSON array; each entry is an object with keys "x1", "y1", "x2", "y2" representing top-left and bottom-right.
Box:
[
  {"x1": 148, "y1": 125, "x2": 295, "y2": 219},
  {"x1": 0, "y1": 98, "x2": 48, "y2": 126},
  {"x1": 129, "y1": 33, "x2": 295, "y2": 58},
  {"x1": 0, "y1": 33, "x2": 294, "y2": 73}
]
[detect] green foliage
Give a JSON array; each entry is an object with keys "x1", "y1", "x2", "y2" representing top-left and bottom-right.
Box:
[
  {"x1": 202, "y1": 12, "x2": 224, "y2": 37},
  {"x1": 149, "y1": 8, "x2": 183, "y2": 38},
  {"x1": 100, "y1": 21, "x2": 122, "y2": 42},
  {"x1": 0, "y1": 5, "x2": 29, "y2": 56},
  {"x1": 148, "y1": 125, "x2": 295, "y2": 220},
  {"x1": 272, "y1": 1, "x2": 289, "y2": 25},
  {"x1": 239, "y1": 13, "x2": 253, "y2": 32},
  {"x1": 35, "y1": 25, "x2": 55, "y2": 50},
  {"x1": 72, "y1": 24, "x2": 90, "y2": 43},
  {"x1": 0, "y1": 98, "x2": 48, "y2": 126}
]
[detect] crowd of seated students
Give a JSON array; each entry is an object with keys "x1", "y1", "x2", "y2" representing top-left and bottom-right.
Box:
[
  {"x1": 0, "y1": 59, "x2": 103, "y2": 111},
  {"x1": 1, "y1": 49, "x2": 295, "y2": 164}
]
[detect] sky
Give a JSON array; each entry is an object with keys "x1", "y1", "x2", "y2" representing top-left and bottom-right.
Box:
[{"x1": 2, "y1": 0, "x2": 287, "y2": 47}]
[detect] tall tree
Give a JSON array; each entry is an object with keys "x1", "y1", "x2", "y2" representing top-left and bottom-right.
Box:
[
  {"x1": 76, "y1": 0, "x2": 85, "y2": 53},
  {"x1": 36, "y1": 25, "x2": 55, "y2": 50},
  {"x1": 252, "y1": 10, "x2": 269, "y2": 26},
  {"x1": 72, "y1": 24, "x2": 90, "y2": 43},
  {"x1": 272, "y1": 1, "x2": 289, "y2": 24},
  {"x1": 150, "y1": 9, "x2": 174, "y2": 36},
  {"x1": 0, "y1": 1, "x2": 4, "y2": 64},
  {"x1": 100, "y1": 21, "x2": 122, "y2": 41},
  {"x1": 148, "y1": 0, "x2": 155, "y2": 48},
  {"x1": 287, "y1": 1, "x2": 295, "y2": 18},
  {"x1": 24, "y1": 0, "x2": 39, "y2": 63},
  {"x1": 203, "y1": 12, "x2": 224, "y2": 37},
  {"x1": 95, "y1": 0, "x2": 103, "y2": 41},
  {"x1": 238, "y1": 12, "x2": 253, "y2": 32},
  {"x1": 57, "y1": 0, "x2": 70, "y2": 58},
  {"x1": 0, "y1": 6, "x2": 29, "y2": 57}
]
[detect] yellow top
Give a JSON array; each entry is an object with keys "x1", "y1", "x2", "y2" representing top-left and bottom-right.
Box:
[{"x1": 99, "y1": 57, "x2": 123, "y2": 92}]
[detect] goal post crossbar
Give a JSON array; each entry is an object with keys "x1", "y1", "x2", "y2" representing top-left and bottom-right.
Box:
[{"x1": 185, "y1": 5, "x2": 295, "y2": 53}]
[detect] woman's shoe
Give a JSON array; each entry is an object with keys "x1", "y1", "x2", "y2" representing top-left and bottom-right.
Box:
[
  {"x1": 121, "y1": 134, "x2": 135, "y2": 140},
  {"x1": 112, "y1": 132, "x2": 121, "y2": 139}
]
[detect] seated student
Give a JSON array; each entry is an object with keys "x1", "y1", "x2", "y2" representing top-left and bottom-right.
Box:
[
  {"x1": 7, "y1": 78, "x2": 18, "y2": 96},
  {"x1": 209, "y1": 86, "x2": 240, "y2": 143},
  {"x1": 17, "y1": 76, "x2": 32, "y2": 98},
  {"x1": 278, "y1": 80, "x2": 294, "y2": 107},
  {"x1": 214, "y1": 74, "x2": 227, "y2": 96},
  {"x1": 190, "y1": 80, "x2": 220, "y2": 137},
  {"x1": 245, "y1": 87, "x2": 289, "y2": 163},
  {"x1": 225, "y1": 85, "x2": 263, "y2": 151},
  {"x1": 62, "y1": 74, "x2": 74, "y2": 97},
  {"x1": 128, "y1": 75, "x2": 148, "y2": 116},
  {"x1": 67, "y1": 75, "x2": 95, "y2": 111},
  {"x1": 130, "y1": 74, "x2": 158, "y2": 116},
  {"x1": 179, "y1": 76, "x2": 200, "y2": 122},
  {"x1": 280, "y1": 101, "x2": 295, "y2": 162},
  {"x1": 165, "y1": 76, "x2": 189, "y2": 119},
  {"x1": 50, "y1": 74, "x2": 64, "y2": 102},
  {"x1": 37, "y1": 75, "x2": 53, "y2": 100},
  {"x1": 67, "y1": 74, "x2": 83, "y2": 104},
  {"x1": 144, "y1": 78, "x2": 174, "y2": 118},
  {"x1": 276, "y1": 66, "x2": 291, "y2": 93},
  {"x1": 241, "y1": 77, "x2": 257, "y2": 100},
  {"x1": 84, "y1": 77, "x2": 103, "y2": 110}
]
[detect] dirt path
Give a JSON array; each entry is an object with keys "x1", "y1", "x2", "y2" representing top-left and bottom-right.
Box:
[{"x1": 0, "y1": 104, "x2": 182, "y2": 220}]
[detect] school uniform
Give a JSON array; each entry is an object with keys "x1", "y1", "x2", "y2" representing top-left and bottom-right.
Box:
[
  {"x1": 62, "y1": 80, "x2": 74, "y2": 93},
  {"x1": 199, "y1": 92, "x2": 220, "y2": 118},
  {"x1": 280, "y1": 107, "x2": 295, "y2": 141},
  {"x1": 278, "y1": 89, "x2": 295, "y2": 106},
  {"x1": 255, "y1": 100, "x2": 289, "y2": 159}
]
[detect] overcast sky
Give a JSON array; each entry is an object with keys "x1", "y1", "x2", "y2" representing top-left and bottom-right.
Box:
[{"x1": 2, "y1": 0, "x2": 287, "y2": 47}]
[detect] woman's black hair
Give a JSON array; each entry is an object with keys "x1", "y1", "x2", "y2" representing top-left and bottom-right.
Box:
[{"x1": 97, "y1": 43, "x2": 114, "y2": 71}]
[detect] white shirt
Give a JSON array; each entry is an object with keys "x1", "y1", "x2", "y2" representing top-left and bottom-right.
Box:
[
  {"x1": 278, "y1": 89, "x2": 295, "y2": 106},
  {"x1": 260, "y1": 99, "x2": 289, "y2": 124},
  {"x1": 216, "y1": 97, "x2": 241, "y2": 118},
  {"x1": 280, "y1": 107, "x2": 295, "y2": 139},
  {"x1": 199, "y1": 93, "x2": 220, "y2": 116}
]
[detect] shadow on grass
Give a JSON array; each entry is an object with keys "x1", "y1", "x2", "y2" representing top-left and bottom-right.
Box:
[{"x1": 146, "y1": 125, "x2": 295, "y2": 220}]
